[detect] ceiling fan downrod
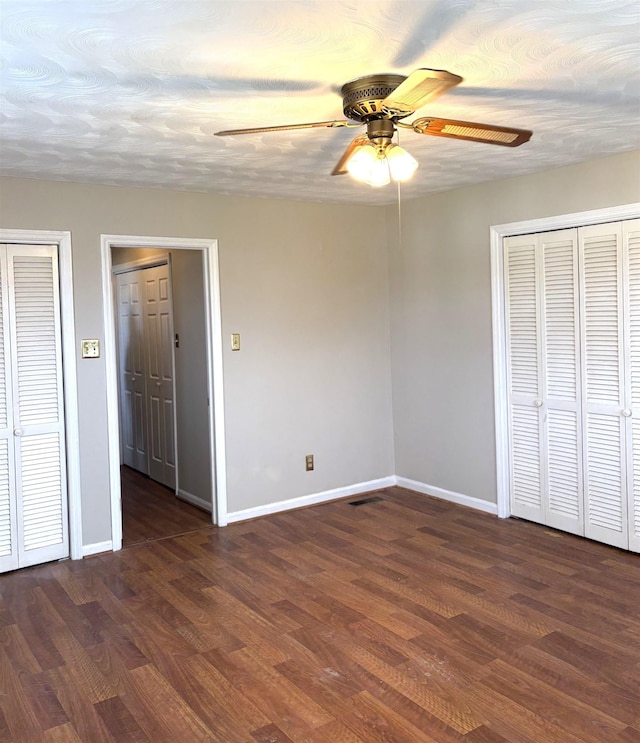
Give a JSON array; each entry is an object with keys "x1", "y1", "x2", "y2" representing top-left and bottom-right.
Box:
[{"x1": 366, "y1": 119, "x2": 396, "y2": 156}]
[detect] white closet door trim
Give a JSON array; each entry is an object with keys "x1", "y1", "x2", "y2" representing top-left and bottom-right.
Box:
[
  {"x1": 101, "y1": 234, "x2": 227, "y2": 553},
  {"x1": 0, "y1": 229, "x2": 82, "y2": 560},
  {"x1": 491, "y1": 203, "x2": 640, "y2": 520}
]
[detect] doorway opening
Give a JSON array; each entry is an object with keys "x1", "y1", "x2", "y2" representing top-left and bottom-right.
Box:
[{"x1": 101, "y1": 235, "x2": 227, "y2": 552}]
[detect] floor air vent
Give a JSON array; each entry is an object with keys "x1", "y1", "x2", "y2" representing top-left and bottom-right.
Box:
[{"x1": 349, "y1": 495, "x2": 384, "y2": 506}]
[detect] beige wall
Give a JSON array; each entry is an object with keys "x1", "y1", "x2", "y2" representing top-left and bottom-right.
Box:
[
  {"x1": 1, "y1": 148, "x2": 637, "y2": 548},
  {"x1": 0, "y1": 178, "x2": 395, "y2": 546},
  {"x1": 387, "y1": 150, "x2": 640, "y2": 504}
]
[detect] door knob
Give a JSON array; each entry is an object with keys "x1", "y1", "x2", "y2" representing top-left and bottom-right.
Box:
[
  {"x1": 156, "y1": 381, "x2": 161, "y2": 387},
  {"x1": 131, "y1": 377, "x2": 136, "y2": 382},
  {"x1": 622, "y1": 408, "x2": 632, "y2": 417},
  {"x1": 534, "y1": 399, "x2": 543, "y2": 408},
  {"x1": 13, "y1": 428, "x2": 23, "y2": 436}
]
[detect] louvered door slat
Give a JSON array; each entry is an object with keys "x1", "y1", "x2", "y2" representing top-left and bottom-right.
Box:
[
  {"x1": 541, "y1": 230, "x2": 582, "y2": 535},
  {"x1": 0, "y1": 253, "x2": 9, "y2": 559},
  {"x1": 506, "y1": 243, "x2": 539, "y2": 397},
  {"x1": 625, "y1": 220, "x2": 640, "y2": 552},
  {"x1": 12, "y1": 256, "x2": 60, "y2": 427},
  {"x1": 547, "y1": 410, "x2": 581, "y2": 520},
  {"x1": 544, "y1": 236, "x2": 578, "y2": 401},
  {"x1": 0, "y1": 440, "x2": 14, "y2": 562},
  {"x1": 0, "y1": 249, "x2": 17, "y2": 573},
  {"x1": 6, "y1": 245, "x2": 69, "y2": 569},
  {"x1": 582, "y1": 234, "x2": 621, "y2": 405},
  {"x1": 585, "y1": 413, "x2": 623, "y2": 533},
  {"x1": 580, "y1": 224, "x2": 627, "y2": 549},
  {"x1": 505, "y1": 236, "x2": 545, "y2": 523},
  {"x1": 511, "y1": 405, "x2": 542, "y2": 511}
]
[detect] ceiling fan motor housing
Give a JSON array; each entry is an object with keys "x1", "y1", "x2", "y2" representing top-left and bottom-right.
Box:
[{"x1": 341, "y1": 74, "x2": 407, "y2": 122}]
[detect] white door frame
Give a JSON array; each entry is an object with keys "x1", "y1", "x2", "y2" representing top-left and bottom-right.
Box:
[
  {"x1": 101, "y1": 234, "x2": 228, "y2": 552},
  {"x1": 491, "y1": 202, "x2": 640, "y2": 520},
  {"x1": 0, "y1": 228, "x2": 83, "y2": 560}
]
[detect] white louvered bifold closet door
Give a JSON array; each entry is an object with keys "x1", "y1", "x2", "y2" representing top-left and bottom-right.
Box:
[
  {"x1": 0, "y1": 245, "x2": 69, "y2": 572},
  {"x1": 505, "y1": 231, "x2": 582, "y2": 535},
  {"x1": 579, "y1": 223, "x2": 628, "y2": 549},
  {"x1": 505, "y1": 235, "x2": 545, "y2": 523},
  {"x1": 623, "y1": 219, "x2": 640, "y2": 552},
  {"x1": 506, "y1": 220, "x2": 638, "y2": 552},
  {"x1": 0, "y1": 249, "x2": 18, "y2": 572},
  {"x1": 541, "y1": 230, "x2": 583, "y2": 535}
]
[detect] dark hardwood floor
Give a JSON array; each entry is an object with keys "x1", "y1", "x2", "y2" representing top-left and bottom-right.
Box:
[
  {"x1": 121, "y1": 465, "x2": 211, "y2": 547},
  {"x1": 0, "y1": 486, "x2": 639, "y2": 742}
]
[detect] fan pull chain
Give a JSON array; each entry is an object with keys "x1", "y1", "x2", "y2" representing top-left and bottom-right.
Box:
[{"x1": 396, "y1": 129, "x2": 402, "y2": 249}]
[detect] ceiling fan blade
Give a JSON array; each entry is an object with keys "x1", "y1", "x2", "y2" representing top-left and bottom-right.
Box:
[
  {"x1": 412, "y1": 117, "x2": 532, "y2": 147},
  {"x1": 215, "y1": 120, "x2": 350, "y2": 136},
  {"x1": 381, "y1": 69, "x2": 462, "y2": 116},
  {"x1": 331, "y1": 134, "x2": 370, "y2": 176}
]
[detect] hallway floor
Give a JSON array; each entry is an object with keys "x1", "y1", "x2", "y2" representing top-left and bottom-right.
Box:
[{"x1": 121, "y1": 465, "x2": 212, "y2": 547}]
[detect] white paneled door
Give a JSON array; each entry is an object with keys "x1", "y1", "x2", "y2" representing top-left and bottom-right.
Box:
[
  {"x1": 0, "y1": 244, "x2": 69, "y2": 573},
  {"x1": 505, "y1": 219, "x2": 640, "y2": 552},
  {"x1": 117, "y1": 271, "x2": 148, "y2": 473},
  {"x1": 116, "y1": 262, "x2": 176, "y2": 490},
  {"x1": 143, "y1": 265, "x2": 176, "y2": 490}
]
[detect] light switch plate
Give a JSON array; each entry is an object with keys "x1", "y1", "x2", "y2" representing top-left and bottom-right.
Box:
[
  {"x1": 82, "y1": 339, "x2": 100, "y2": 358},
  {"x1": 231, "y1": 333, "x2": 240, "y2": 351}
]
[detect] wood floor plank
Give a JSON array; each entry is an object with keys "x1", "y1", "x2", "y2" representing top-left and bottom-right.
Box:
[
  {"x1": 43, "y1": 722, "x2": 86, "y2": 742},
  {"x1": 93, "y1": 695, "x2": 151, "y2": 742},
  {"x1": 483, "y1": 658, "x2": 628, "y2": 738},
  {"x1": 0, "y1": 484, "x2": 637, "y2": 741},
  {"x1": 251, "y1": 723, "x2": 295, "y2": 742},
  {"x1": 304, "y1": 718, "x2": 369, "y2": 743},
  {"x1": 501, "y1": 643, "x2": 640, "y2": 726},
  {"x1": 340, "y1": 690, "x2": 445, "y2": 743},
  {"x1": 123, "y1": 663, "x2": 214, "y2": 742},
  {"x1": 0, "y1": 645, "x2": 46, "y2": 742},
  {"x1": 44, "y1": 665, "x2": 116, "y2": 743},
  {"x1": 202, "y1": 647, "x2": 326, "y2": 740}
]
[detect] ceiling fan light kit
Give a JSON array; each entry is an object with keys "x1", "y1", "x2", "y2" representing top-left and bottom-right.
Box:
[
  {"x1": 215, "y1": 68, "x2": 532, "y2": 188},
  {"x1": 347, "y1": 142, "x2": 418, "y2": 187}
]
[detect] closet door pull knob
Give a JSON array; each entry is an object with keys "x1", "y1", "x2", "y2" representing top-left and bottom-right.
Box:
[
  {"x1": 622, "y1": 408, "x2": 632, "y2": 417},
  {"x1": 534, "y1": 399, "x2": 543, "y2": 408},
  {"x1": 13, "y1": 428, "x2": 23, "y2": 437}
]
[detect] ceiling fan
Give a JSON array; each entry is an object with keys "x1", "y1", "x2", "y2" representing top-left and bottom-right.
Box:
[{"x1": 215, "y1": 68, "x2": 532, "y2": 187}]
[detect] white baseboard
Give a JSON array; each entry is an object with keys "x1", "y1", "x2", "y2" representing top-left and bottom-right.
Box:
[
  {"x1": 82, "y1": 540, "x2": 113, "y2": 557},
  {"x1": 177, "y1": 488, "x2": 213, "y2": 513},
  {"x1": 226, "y1": 476, "x2": 396, "y2": 523},
  {"x1": 395, "y1": 476, "x2": 498, "y2": 515}
]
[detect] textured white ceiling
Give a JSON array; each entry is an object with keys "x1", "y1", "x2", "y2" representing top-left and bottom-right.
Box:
[{"x1": 1, "y1": 0, "x2": 639, "y2": 205}]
